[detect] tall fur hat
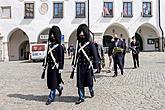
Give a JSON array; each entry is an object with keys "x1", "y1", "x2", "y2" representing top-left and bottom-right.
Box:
[
  {"x1": 49, "y1": 25, "x2": 61, "y2": 44},
  {"x1": 76, "y1": 24, "x2": 90, "y2": 41}
]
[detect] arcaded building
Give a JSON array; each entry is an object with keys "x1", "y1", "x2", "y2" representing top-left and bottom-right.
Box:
[{"x1": 0, "y1": 0, "x2": 165, "y2": 61}]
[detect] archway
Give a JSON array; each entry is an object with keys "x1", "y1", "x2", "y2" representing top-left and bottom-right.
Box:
[
  {"x1": 135, "y1": 33, "x2": 143, "y2": 51},
  {"x1": 8, "y1": 29, "x2": 29, "y2": 60},
  {"x1": 103, "y1": 23, "x2": 129, "y2": 46},
  {"x1": 68, "y1": 30, "x2": 77, "y2": 48},
  {"x1": 19, "y1": 41, "x2": 30, "y2": 60},
  {"x1": 38, "y1": 28, "x2": 50, "y2": 44},
  {"x1": 135, "y1": 23, "x2": 160, "y2": 51},
  {"x1": 103, "y1": 23, "x2": 129, "y2": 52}
]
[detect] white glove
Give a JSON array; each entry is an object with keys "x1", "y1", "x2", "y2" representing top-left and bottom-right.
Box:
[
  {"x1": 72, "y1": 65, "x2": 75, "y2": 69},
  {"x1": 59, "y1": 69, "x2": 63, "y2": 73},
  {"x1": 93, "y1": 69, "x2": 97, "y2": 73}
]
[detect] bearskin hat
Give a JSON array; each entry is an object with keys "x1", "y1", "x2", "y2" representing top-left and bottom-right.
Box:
[
  {"x1": 49, "y1": 25, "x2": 61, "y2": 44},
  {"x1": 76, "y1": 24, "x2": 90, "y2": 41}
]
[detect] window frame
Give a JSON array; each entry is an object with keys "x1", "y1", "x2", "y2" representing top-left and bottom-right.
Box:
[
  {"x1": 0, "y1": 6, "x2": 11, "y2": 19},
  {"x1": 147, "y1": 39, "x2": 155, "y2": 45},
  {"x1": 53, "y1": 2, "x2": 64, "y2": 18},
  {"x1": 142, "y1": 2, "x2": 152, "y2": 17},
  {"x1": 24, "y1": 2, "x2": 34, "y2": 19},
  {"x1": 75, "y1": 2, "x2": 86, "y2": 18},
  {"x1": 123, "y1": 2, "x2": 133, "y2": 17},
  {"x1": 103, "y1": 2, "x2": 113, "y2": 17}
]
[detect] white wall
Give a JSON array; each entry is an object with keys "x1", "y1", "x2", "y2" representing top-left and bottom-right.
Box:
[
  {"x1": 0, "y1": 0, "x2": 164, "y2": 60},
  {"x1": 160, "y1": 0, "x2": 165, "y2": 38}
]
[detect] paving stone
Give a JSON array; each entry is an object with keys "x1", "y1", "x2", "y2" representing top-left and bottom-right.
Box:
[{"x1": 0, "y1": 52, "x2": 165, "y2": 109}]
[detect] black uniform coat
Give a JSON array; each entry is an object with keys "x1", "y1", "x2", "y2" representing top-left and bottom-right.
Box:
[
  {"x1": 75, "y1": 42, "x2": 98, "y2": 88},
  {"x1": 47, "y1": 44, "x2": 64, "y2": 90}
]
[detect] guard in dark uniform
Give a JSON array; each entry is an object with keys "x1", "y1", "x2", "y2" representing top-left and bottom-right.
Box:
[
  {"x1": 43, "y1": 26, "x2": 64, "y2": 105},
  {"x1": 130, "y1": 36, "x2": 140, "y2": 69},
  {"x1": 71, "y1": 24, "x2": 98, "y2": 104},
  {"x1": 112, "y1": 34, "x2": 124, "y2": 77}
]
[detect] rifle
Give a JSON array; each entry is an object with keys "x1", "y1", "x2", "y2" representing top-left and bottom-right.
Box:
[
  {"x1": 70, "y1": 40, "x2": 78, "y2": 79},
  {"x1": 41, "y1": 41, "x2": 49, "y2": 79}
]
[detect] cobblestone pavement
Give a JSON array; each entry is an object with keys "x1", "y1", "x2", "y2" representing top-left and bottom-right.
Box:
[{"x1": 0, "y1": 52, "x2": 165, "y2": 110}]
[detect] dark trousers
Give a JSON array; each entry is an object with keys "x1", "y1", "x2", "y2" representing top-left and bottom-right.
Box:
[
  {"x1": 122, "y1": 54, "x2": 125, "y2": 68},
  {"x1": 132, "y1": 54, "x2": 139, "y2": 68},
  {"x1": 113, "y1": 54, "x2": 123, "y2": 75}
]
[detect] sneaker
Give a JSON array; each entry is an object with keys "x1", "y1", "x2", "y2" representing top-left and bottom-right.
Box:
[
  {"x1": 121, "y1": 71, "x2": 123, "y2": 75},
  {"x1": 57, "y1": 86, "x2": 63, "y2": 96}
]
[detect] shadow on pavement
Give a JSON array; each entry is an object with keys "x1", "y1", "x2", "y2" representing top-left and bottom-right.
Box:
[
  {"x1": 124, "y1": 67, "x2": 134, "y2": 69},
  {"x1": 7, "y1": 94, "x2": 78, "y2": 103},
  {"x1": 155, "y1": 62, "x2": 165, "y2": 64},
  {"x1": 95, "y1": 74, "x2": 111, "y2": 78},
  {"x1": 20, "y1": 60, "x2": 43, "y2": 63},
  {"x1": 7, "y1": 94, "x2": 47, "y2": 102}
]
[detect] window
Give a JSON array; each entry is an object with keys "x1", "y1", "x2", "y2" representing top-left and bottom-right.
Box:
[
  {"x1": 76, "y1": 2, "x2": 85, "y2": 18},
  {"x1": 103, "y1": 2, "x2": 113, "y2": 17},
  {"x1": 142, "y1": 2, "x2": 152, "y2": 17},
  {"x1": 123, "y1": 2, "x2": 132, "y2": 17},
  {"x1": 24, "y1": 3, "x2": 34, "y2": 18},
  {"x1": 147, "y1": 39, "x2": 155, "y2": 44},
  {"x1": 53, "y1": 3, "x2": 63, "y2": 18},
  {"x1": 0, "y1": 6, "x2": 11, "y2": 18}
]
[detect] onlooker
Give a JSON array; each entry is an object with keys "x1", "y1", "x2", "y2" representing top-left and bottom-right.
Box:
[
  {"x1": 62, "y1": 44, "x2": 67, "y2": 54},
  {"x1": 94, "y1": 42, "x2": 104, "y2": 73},
  {"x1": 130, "y1": 36, "x2": 140, "y2": 69},
  {"x1": 67, "y1": 44, "x2": 75, "y2": 58},
  {"x1": 108, "y1": 38, "x2": 114, "y2": 73},
  {"x1": 112, "y1": 34, "x2": 124, "y2": 77},
  {"x1": 120, "y1": 34, "x2": 127, "y2": 68}
]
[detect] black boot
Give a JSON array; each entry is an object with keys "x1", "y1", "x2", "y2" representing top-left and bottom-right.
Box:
[
  {"x1": 57, "y1": 86, "x2": 63, "y2": 96},
  {"x1": 46, "y1": 99, "x2": 52, "y2": 105},
  {"x1": 90, "y1": 90, "x2": 94, "y2": 98},
  {"x1": 121, "y1": 70, "x2": 123, "y2": 75},
  {"x1": 75, "y1": 98, "x2": 84, "y2": 104}
]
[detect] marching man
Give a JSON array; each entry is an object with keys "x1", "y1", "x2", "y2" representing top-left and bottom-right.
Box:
[
  {"x1": 71, "y1": 24, "x2": 98, "y2": 104},
  {"x1": 42, "y1": 26, "x2": 64, "y2": 105}
]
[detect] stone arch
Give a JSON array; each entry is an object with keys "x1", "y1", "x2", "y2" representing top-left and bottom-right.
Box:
[
  {"x1": 37, "y1": 27, "x2": 50, "y2": 44},
  {"x1": 8, "y1": 28, "x2": 29, "y2": 60},
  {"x1": 103, "y1": 23, "x2": 130, "y2": 52},
  {"x1": 68, "y1": 30, "x2": 77, "y2": 48},
  {"x1": 135, "y1": 23, "x2": 160, "y2": 51}
]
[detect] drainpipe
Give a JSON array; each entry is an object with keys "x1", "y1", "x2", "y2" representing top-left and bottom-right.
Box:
[
  {"x1": 87, "y1": 0, "x2": 94, "y2": 41},
  {"x1": 87, "y1": 0, "x2": 89, "y2": 29},
  {"x1": 158, "y1": 0, "x2": 164, "y2": 51}
]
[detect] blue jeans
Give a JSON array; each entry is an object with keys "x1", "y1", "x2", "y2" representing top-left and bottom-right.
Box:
[
  {"x1": 48, "y1": 89, "x2": 56, "y2": 101},
  {"x1": 78, "y1": 86, "x2": 93, "y2": 100}
]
